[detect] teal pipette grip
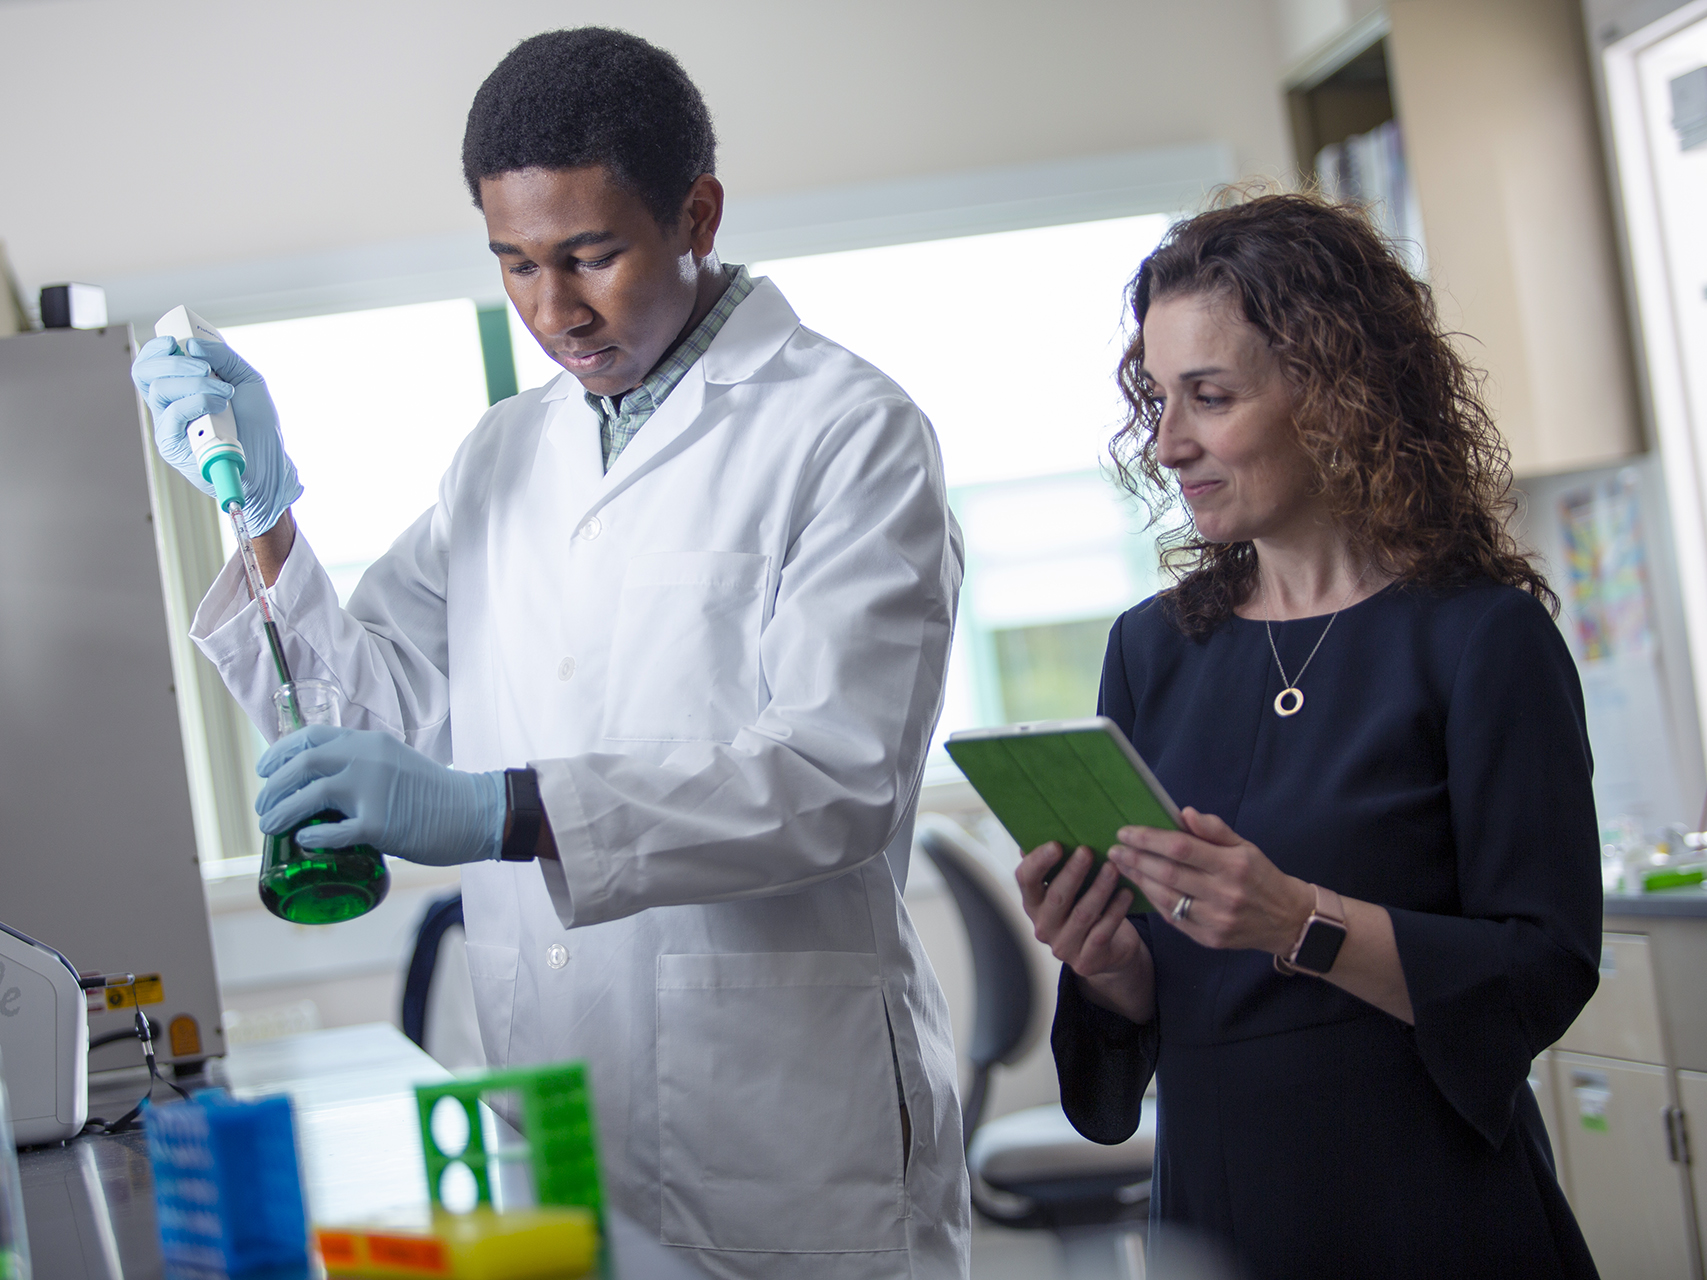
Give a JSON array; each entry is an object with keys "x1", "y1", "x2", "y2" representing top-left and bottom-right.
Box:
[{"x1": 204, "y1": 452, "x2": 246, "y2": 513}]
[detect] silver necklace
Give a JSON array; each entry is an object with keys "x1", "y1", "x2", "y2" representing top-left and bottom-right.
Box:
[{"x1": 1262, "y1": 568, "x2": 1367, "y2": 718}]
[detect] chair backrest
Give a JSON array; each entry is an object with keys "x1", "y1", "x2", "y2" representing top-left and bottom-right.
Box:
[
  {"x1": 400, "y1": 891, "x2": 464, "y2": 1049},
  {"x1": 913, "y1": 815, "x2": 1051, "y2": 1073}
]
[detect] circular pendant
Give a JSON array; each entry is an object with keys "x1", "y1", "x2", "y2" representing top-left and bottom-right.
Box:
[{"x1": 1274, "y1": 687, "x2": 1305, "y2": 717}]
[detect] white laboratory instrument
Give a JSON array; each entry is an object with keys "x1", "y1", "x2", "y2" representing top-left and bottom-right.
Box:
[
  {"x1": 0, "y1": 923, "x2": 88, "y2": 1146},
  {"x1": 0, "y1": 324, "x2": 226, "y2": 1085}
]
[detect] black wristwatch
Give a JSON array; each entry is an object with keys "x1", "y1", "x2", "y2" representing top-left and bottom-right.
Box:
[{"x1": 500, "y1": 767, "x2": 545, "y2": 862}]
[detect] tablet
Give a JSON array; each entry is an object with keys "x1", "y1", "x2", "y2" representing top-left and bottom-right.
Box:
[{"x1": 943, "y1": 716, "x2": 1182, "y2": 912}]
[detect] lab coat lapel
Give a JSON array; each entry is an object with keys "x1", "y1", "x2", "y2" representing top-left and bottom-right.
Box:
[
  {"x1": 596, "y1": 362, "x2": 707, "y2": 498},
  {"x1": 485, "y1": 387, "x2": 601, "y2": 762},
  {"x1": 536, "y1": 374, "x2": 605, "y2": 517},
  {"x1": 528, "y1": 373, "x2": 618, "y2": 541},
  {"x1": 588, "y1": 277, "x2": 801, "y2": 511}
]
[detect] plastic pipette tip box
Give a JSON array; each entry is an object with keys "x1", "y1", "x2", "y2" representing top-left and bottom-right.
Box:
[
  {"x1": 145, "y1": 1090, "x2": 310, "y2": 1276},
  {"x1": 315, "y1": 1207, "x2": 598, "y2": 1279}
]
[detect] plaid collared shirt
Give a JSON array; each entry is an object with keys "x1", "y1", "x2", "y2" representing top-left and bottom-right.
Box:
[{"x1": 586, "y1": 264, "x2": 755, "y2": 473}]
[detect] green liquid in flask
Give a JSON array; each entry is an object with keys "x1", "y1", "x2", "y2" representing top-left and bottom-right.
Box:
[{"x1": 258, "y1": 811, "x2": 390, "y2": 924}]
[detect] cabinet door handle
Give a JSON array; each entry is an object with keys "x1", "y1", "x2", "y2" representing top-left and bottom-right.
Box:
[{"x1": 1664, "y1": 1107, "x2": 1691, "y2": 1165}]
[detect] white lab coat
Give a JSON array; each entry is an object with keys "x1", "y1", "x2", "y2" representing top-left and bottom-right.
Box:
[{"x1": 192, "y1": 278, "x2": 970, "y2": 1279}]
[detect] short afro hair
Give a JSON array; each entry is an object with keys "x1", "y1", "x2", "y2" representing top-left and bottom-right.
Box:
[{"x1": 462, "y1": 28, "x2": 716, "y2": 225}]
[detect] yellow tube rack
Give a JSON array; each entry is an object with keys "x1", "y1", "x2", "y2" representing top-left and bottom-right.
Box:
[{"x1": 316, "y1": 1206, "x2": 598, "y2": 1280}]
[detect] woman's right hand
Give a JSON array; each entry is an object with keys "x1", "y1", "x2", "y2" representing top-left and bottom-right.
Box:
[{"x1": 1016, "y1": 843, "x2": 1156, "y2": 1024}]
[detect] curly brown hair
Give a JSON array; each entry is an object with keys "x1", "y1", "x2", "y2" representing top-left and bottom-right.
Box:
[{"x1": 1111, "y1": 189, "x2": 1555, "y2": 638}]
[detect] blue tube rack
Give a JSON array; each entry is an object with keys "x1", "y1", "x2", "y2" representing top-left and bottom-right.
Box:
[{"x1": 145, "y1": 1090, "x2": 309, "y2": 1277}]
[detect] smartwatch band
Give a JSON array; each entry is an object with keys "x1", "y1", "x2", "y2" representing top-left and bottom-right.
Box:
[
  {"x1": 500, "y1": 767, "x2": 544, "y2": 862},
  {"x1": 1274, "y1": 883, "x2": 1348, "y2": 977}
]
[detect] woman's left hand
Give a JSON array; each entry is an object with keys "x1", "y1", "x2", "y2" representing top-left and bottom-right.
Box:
[{"x1": 1110, "y1": 807, "x2": 1314, "y2": 954}]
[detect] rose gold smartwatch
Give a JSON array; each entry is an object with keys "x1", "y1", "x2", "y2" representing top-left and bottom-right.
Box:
[{"x1": 1274, "y1": 884, "x2": 1347, "y2": 976}]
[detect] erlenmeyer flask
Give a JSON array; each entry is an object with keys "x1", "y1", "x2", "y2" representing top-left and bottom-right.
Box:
[{"x1": 257, "y1": 679, "x2": 390, "y2": 925}]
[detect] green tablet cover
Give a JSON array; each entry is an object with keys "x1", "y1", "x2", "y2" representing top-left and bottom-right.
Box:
[{"x1": 944, "y1": 724, "x2": 1176, "y2": 912}]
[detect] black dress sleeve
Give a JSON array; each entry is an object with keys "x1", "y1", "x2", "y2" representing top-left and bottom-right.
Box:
[
  {"x1": 1387, "y1": 590, "x2": 1602, "y2": 1148},
  {"x1": 1053, "y1": 949, "x2": 1159, "y2": 1144},
  {"x1": 1052, "y1": 611, "x2": 1161, "y2": 1144}
]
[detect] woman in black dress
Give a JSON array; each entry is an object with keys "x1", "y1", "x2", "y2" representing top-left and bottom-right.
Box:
[{"x1": 1017, "y1": 193, "x2": 1601, "y2": 1278}]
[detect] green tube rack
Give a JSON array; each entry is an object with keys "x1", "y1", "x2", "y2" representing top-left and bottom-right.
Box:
[{"x1": 415, "y1": 1062, "x2": 604, "y2": 1218}]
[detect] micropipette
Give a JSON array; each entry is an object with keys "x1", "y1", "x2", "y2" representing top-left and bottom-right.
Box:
[
  {"x1": 149, "y1": 307, "x2": 385, "y2": 924},
  {"x1": 153, "y1": 306, "x2": 299, "y2": 726}
]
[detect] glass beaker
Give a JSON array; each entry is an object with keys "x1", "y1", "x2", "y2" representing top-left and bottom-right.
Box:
[
  {"x1": 0, "y1": 1047, "x2": 32, "y2": 1280},
  {"x1": 258, "y1": 679, "x2": 390, "y2": 925}
]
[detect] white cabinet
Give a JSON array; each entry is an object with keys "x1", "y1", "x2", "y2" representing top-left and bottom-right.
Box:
[
  {"x1": 1558, "y1": 933, "x2": 1669, "y2": 1064},
  {"x1": 1385, "y1": 0, "x2": 1642, "y2": 476},
  {"x1": 1531, "y1": 1050, "x2": 1572, "y2": 1201},
  {"x1": 1287, "y1": 0, "x2": 1643, "y2": 478},
  {"x1": 1553, "y1": 1051, "x2": 1695, "y2": 1277},
  {"x1": 1679, "y1": 1073, "x2": 1707, "y2": 1258},
  {"x1": 1546, "y1": 928, "x2": 1707, "y2": 1277}
]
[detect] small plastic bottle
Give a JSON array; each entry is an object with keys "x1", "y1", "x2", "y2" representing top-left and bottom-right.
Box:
[
  {"x1": 257, "y1": 679, "x2": 391, "y2": 925},
  {"x1": 0, "y1": 1047, "x2": 32, "y2": 1280}
]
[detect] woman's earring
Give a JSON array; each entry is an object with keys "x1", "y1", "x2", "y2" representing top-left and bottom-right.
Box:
[{"x1": 1328, "y1": 448, "x2": 1346, "y2": 475}]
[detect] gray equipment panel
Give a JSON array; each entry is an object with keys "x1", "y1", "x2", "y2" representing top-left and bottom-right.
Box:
[{"x1": 0, "y1": 325, "x2": 223, "y2": 1067}]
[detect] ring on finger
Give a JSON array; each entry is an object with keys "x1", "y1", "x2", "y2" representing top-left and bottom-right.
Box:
[{"x1": 1171, "y1": 893, "x2": 1193, "y2": 923}]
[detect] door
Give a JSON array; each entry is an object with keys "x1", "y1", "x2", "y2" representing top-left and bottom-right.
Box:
[
  {"x1": 1601, "y1": 6, "x2": 1707, "y2": 763},
  {"x1": 1554, "y1": 1051, "x2": 1694, "y2": 1278}
]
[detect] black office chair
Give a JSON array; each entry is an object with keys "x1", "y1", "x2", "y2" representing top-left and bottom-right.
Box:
[{"x1": 914, "y1": 814, "x2": 1155, "y2": 1241}]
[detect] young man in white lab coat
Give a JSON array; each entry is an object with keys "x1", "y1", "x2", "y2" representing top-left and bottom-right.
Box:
[{"x1": 133, "y1": 27, "x2": 969, "y2": 1280}]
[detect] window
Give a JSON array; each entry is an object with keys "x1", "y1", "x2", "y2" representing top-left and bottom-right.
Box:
[
  {"x1": 748, "y1": 215, "x2": 1172, "y2": 770},
  {"x1": 223, "y1": 299, "x2": 491, "y2": 602}
]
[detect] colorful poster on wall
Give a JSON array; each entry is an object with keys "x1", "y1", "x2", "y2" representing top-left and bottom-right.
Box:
[{"x1": 1559, "y1": 473, "x2": 1654, "y2": 662}]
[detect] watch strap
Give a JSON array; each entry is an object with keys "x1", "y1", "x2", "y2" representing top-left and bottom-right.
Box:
[
  {"x1": 1274, "y1": 884, "x2": 1348, "y2": 976},
  {"x1": 500, "y1": 767, "x2": 544, "y2": 862}
]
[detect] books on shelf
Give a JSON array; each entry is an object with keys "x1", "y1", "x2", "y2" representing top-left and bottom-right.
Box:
[{"x1": 1316, "y1": 119, "x2": 1428, "y2": 278}]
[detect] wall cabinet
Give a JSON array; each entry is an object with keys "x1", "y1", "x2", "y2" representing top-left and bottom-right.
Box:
[{"x1": 1284, "y1": 0, "x2": 1642, "y2": 477}]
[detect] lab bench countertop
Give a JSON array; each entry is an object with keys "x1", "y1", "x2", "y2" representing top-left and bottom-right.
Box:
[
  {"x1": 1604, "y1": 889, "x2": 1707, "y2": 918},
  {"x1": 17, "y1": 1022, "x2": 707, "y2": 1280}
]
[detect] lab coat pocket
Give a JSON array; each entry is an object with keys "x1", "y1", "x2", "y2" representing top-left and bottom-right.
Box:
[
  {"x1": 463, "y1": 943, "x2": 519, "y2": 1067},
  {"x1": 602, "y1": 551, "x2": 769, "y2": 743},
  {"x1": 656, "y1": 951, "x2": 908, "y2": 1254}
]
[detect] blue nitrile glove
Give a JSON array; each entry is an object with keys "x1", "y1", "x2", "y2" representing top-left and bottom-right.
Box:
[
  {"x1": 130, "y1": 335, "x2": 303, "y2": 535},
  {"x1": 255, "y1": 725, "x2": 506, "y2": 866}
]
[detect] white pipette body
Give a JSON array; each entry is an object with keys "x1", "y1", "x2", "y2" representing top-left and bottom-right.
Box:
[{"x1": 153, "y1": 305, "x2": 247, "y2": 513}]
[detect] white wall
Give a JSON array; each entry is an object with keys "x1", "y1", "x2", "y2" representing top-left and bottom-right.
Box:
[
  {"x1": 1272, "y1": 0, "x2": 1386, "y2": 69},
  {"x1": 1581, "y1": 0, "x2": 1698, "y2": 44},
  {"x1": 0, "y1": 0, "x2": 1290, "y2": 297}
]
